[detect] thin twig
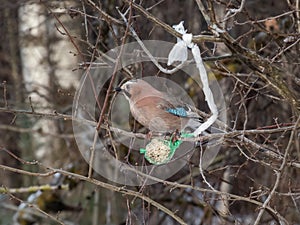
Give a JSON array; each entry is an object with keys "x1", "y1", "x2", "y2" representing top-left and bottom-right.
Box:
[
  {"x1": 0, "y1": 184, "x2": 69, "y2": 194},
  {"x1": 88, "y1": 0, "x2": 134, "y2": 178},
  {"x1": 0, "y1": 163, "x2": 290, "y2": 224},
  {"x1": 1, "y1": 107, "x2": 299, "y2": 168},
  {"x1": 28, "y1": 96, "x2": 35, "y2": 112},
  {"x1": 0, "y1": 164, "x2": 56, "y2": 177},
  {"x1": 123, "y1": 0, "x2": 221, "y2": 43},
  {"x1": 2, "y1": 81, "x2": 8, "y2": 108},
  {"x1": 253, "y1": 116, "x2": 300, "y2": 225},
  {"x1": 45, "y1": 4, "x2": 85, "y2": 62},
  {"x1": 85, "y1": 0, "x2": 124, "y2": 25},
  {"x1": 199, "y1": 144, "x2": 216, "y2": 191},
  {"x1": 0, "y1": 147, "x2": 39, "y2": 165},
  {"x1": 117, "y1": 7, "x2": 189, "y2": 74},
  {"x1": 223, "y1": 0, "x2": 246, "y2": 21},
  {"x1": 8, "y1": 192, "x2": 65, "y2": 225}
]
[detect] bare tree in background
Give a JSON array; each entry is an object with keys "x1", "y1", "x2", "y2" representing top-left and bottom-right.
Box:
[{"x1": 0, "y1": 0, "x2": 299, "y2": 225}]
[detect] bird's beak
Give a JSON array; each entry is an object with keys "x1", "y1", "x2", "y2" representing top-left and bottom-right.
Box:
[{"x1": 114, "y1": 87, "x2": 122, "y2": 92}]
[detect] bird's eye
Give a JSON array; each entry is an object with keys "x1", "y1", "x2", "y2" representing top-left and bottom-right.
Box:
[{"x1": 125, "y1": 84, "x2": 130, "y2": 91}]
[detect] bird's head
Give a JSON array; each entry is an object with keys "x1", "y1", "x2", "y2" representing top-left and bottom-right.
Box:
[{"x1": 115, "y1": 79, "x2": 159, "y2": 102}]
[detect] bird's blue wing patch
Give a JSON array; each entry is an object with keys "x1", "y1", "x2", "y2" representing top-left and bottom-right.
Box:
[{"x1": 166, "y1": 107, "x2": 188, "y2": 117}]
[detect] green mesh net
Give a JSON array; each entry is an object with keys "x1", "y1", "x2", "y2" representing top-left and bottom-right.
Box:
[{"x1": 140, "y1": 133, "x2": 194, "y2": 165}]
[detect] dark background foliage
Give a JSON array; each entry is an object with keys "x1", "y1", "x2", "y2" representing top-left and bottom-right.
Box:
[{"x1": 0, "y1": 0, "x2": 299, "y2": 224}]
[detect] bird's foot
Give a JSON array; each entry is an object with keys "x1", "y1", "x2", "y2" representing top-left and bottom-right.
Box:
[
  {"x1": 170, "y1": 129, "x2": 181, "y2": 144},
  {"x1": 146, "y1": 131, "x2": 153, "y2": 140}
]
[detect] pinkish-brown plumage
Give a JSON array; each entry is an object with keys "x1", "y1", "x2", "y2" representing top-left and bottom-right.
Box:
[{"x1": 118, "y1": 79, "x2": 202, "y2": 133}]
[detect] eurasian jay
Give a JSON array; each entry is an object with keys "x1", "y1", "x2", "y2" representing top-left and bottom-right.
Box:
[{"x1": 116, "y1": 79, "x2": 204, "y2": 133}]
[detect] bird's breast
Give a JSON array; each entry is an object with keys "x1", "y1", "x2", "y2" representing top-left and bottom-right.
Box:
[{"x1": 129, "y1": 97, "x2": 188, "y2": 132}]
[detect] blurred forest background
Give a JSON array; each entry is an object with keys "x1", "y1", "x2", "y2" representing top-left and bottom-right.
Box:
[{"x1": 0, "y1": 0, "x2": 300, "y2": 224}]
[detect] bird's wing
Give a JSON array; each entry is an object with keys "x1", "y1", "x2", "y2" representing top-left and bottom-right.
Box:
[{"x1": 157, "y1": 98, "x2": 204, "y2": 122}]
